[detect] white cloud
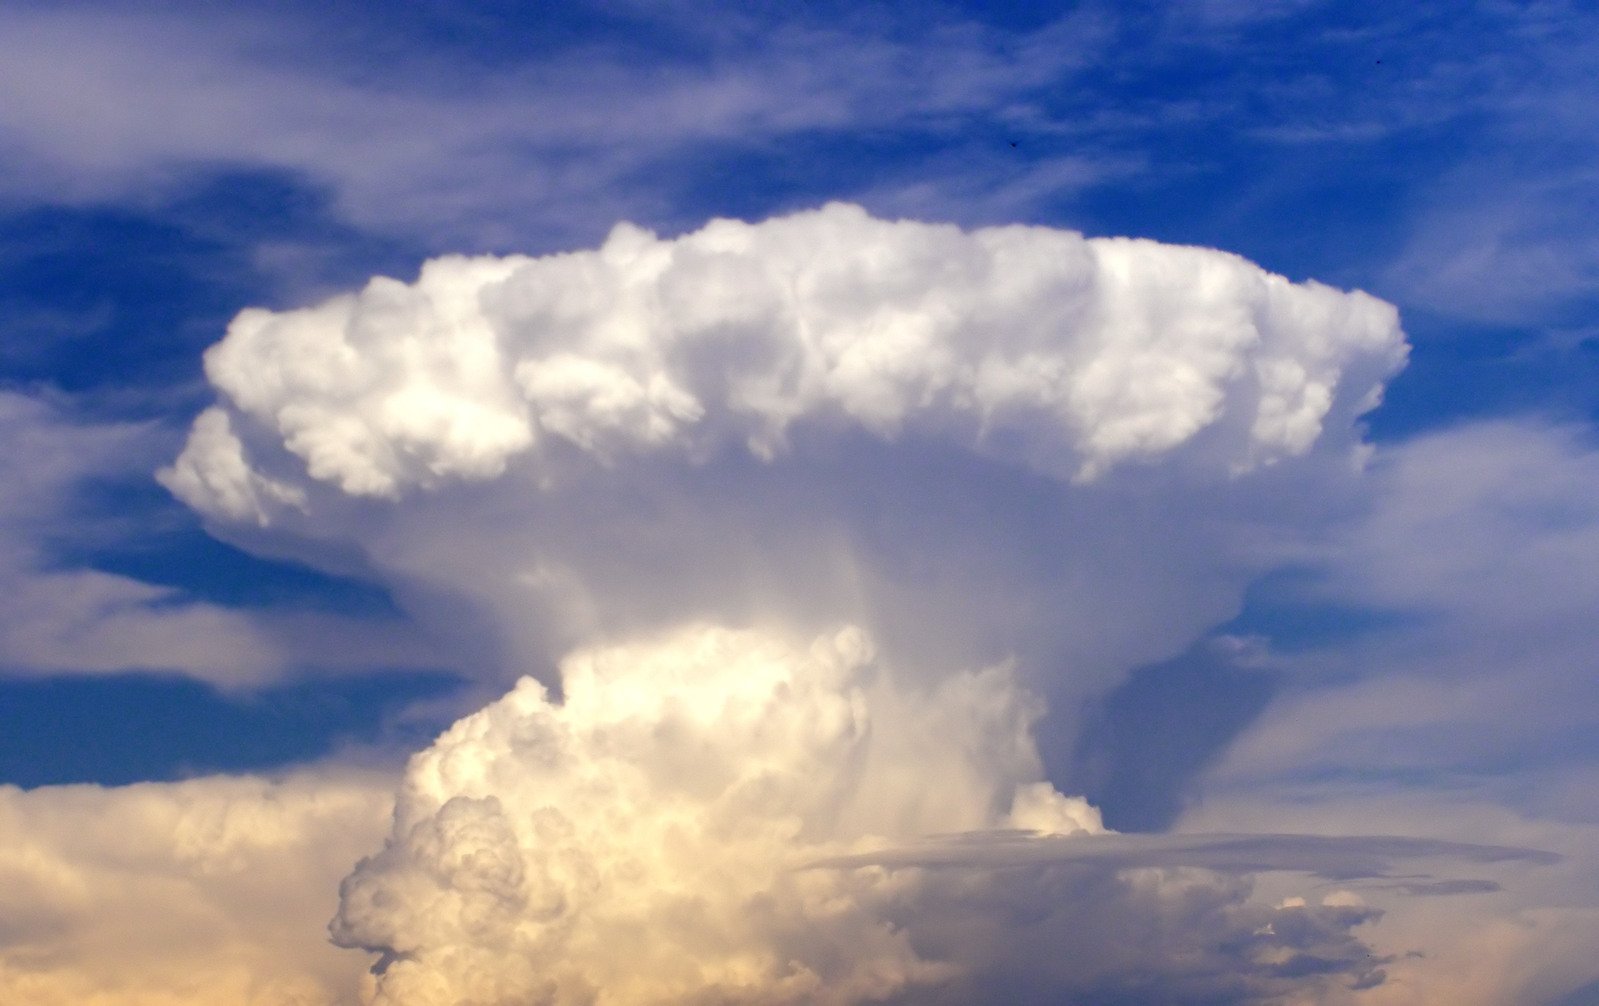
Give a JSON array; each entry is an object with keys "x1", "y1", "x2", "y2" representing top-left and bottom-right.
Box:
[
  {"x1": 167, "y1": 203, "x2": 1402, "y2": 502},
  {"x1": 0, "y1": 770, "x2": 392, "y2": 1005}
]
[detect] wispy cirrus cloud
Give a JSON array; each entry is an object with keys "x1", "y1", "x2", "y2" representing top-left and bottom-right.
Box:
[
  {"x1": 7, "y1": 1, "x2": 1595, "y2": 333},
  {"x1": 0, "y1": 5, "x2": 1106, "y2": 249},
  {"x1": 0, "y1": 392, "x2": 442, "y2": 685},
  {"x1": 1216, "y1": 420, "x2": 1599, "y2": 787}
]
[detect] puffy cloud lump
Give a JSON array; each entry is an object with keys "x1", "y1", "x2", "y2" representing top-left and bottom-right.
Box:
[
  {"x1": 327, "y1": 622, "x2": 1468, "y2": 1004},
  {"x1": 331, "y1": 623, "x2": 1100, "y2": 1005},
  {"x1": 166, "y1": 202, "x2": 1404, "y2": 514}
]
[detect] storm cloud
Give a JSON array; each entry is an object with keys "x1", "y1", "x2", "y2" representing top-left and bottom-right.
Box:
[{"x1": 147, "y1": 205, "x2": 1424, "y2": 1002}]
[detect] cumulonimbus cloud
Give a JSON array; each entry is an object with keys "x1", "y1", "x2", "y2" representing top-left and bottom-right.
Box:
[
  {"x1": 161, "y1": 204, "x2": 1406, "y2": 692},
  {"x1": 0, "y1": 392, "x2": 439, "y2": 686},
  {"x1": 154, "y1": 205, "x2": 1413, "y2": 1002}
]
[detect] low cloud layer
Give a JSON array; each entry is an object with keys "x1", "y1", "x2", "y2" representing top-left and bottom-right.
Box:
[{"x1": 0, "y1": 771, "x2": 391, "y2": 1005}]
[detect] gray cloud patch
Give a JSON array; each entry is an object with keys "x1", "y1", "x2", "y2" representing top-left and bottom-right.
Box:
[
  {"x1": 1381, "y1": 878, "x2": 1503, "y2": 897},
  {"x1": 809, "y1": 829, "x2": 1561, "y2": 877}
]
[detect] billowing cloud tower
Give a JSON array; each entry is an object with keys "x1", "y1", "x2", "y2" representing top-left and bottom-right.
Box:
[
  {"x1": 165, "y1": 204, "x2": 1408, "y2": 1002},
  {"x1": 331, "y1": 624, "x2": 1102, "y2": 1004}
]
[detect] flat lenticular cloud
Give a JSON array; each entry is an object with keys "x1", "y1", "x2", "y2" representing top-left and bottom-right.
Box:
[{"x1": 162, "y1": 204, "x2": 1410, "y2": 1002}]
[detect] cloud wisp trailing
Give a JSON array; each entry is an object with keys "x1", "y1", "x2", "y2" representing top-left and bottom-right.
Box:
[
  {"x1": 0, "y1": 392, "x2": 438, "y2": 686},
  {"x1": 812, "y1": 830, "x2": 1560, "y2": 877}
]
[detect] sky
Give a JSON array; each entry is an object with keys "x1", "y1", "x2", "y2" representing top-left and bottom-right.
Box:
[{"x1": 2, "y1": 1, "x2": 1598, "y2": 1003}]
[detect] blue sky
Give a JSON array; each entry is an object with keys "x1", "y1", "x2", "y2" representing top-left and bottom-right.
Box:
[{"x1": 2, "y1": 2, "x2": 1598, "y2": 1004}]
